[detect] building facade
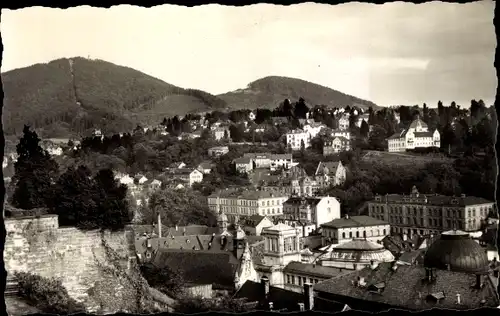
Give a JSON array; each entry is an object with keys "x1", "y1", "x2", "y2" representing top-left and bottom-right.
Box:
[
  {"x1": 208, "y1": 146, "x2": 229, "y2": 157},
  {"x1": 286, "y1": 130, "x2": 311, "y2": 150},
  {"x1": 367, "y1": 186, "x2": 495, "y2": 238},
  {"x1": 321, "y1": 215, "x2": 390, "y2": 246},
  {"x1": 207, "y1": 190, "x2": 289, "y2": 222},
  {"x1": 283, "y1": 196, "x2": 341, "y2": 231},
  {"x1": 323, "y1": 137, "x2": 351, "y2": 156},
  {"x1": 314, "y1": 161, "x2": 347, "y2": 188},
  {"x1": 386, "y1": 116, "x2": 441, "y2": 152}
]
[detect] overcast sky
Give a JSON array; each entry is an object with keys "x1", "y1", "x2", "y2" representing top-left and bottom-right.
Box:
[{"x1": 1, "y1": 2, "x2": 496, "y2": 107}]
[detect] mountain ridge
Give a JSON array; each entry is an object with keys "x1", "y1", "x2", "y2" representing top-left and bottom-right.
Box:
[{"x1": 2, "y1": 57, "x2": 379, "y2": 138}]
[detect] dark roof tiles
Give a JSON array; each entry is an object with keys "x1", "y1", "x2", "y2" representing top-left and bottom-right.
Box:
[{"x1": 322, "y1": 216, "x2": 388, "y2": 228}]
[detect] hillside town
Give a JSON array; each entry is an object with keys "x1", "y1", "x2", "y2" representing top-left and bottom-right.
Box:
[{"x1": 3, "y1": 96, "x2": 499, "y2": 314}]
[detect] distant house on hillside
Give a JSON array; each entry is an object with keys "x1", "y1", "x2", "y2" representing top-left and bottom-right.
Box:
[
  {"x1": 162, "y1": 168, "x2": 203, "y2": 187},
  {"x1": 208, "y1": 146, "x2": 229, "y2": 157},
  {"x1": 197, "y1": 161, "x2": 214, "y2": 174},
  {"x1": 386, "y1": 116, "x2": 440, "y2": 152},
  {"x1": 323, "y1": 136, "x2": 351, "y2": 156},
  {"x1": 168, "y1": 162, "x2": 186, "y2": 169},
  {"x1": 337, "y1": 115, "x2": 349, "y2": 131},
  {"x1": 314, "y1": 161, "x2": 346, "y2": 188}
]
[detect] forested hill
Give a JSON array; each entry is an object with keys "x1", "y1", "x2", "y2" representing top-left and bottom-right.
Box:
[
  {"x1": 217, "y1": 76, "x2": 379, "y2": 111},
  {"x1": 1, "y1": 57, "x2": 227, "y2": 138}
]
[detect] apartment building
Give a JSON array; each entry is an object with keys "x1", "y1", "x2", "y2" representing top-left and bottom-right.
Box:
[
  {"x1": 207, "y1": 189, "x2": 288, "y2": 222},
  {"x1": 282, "y1": 196, "x2": 341, "y2": 234},
  {"x1": 368, "y1": 186, "x2": 495, "y2": 238},
  {"x1": 286, "y1": 129, "x2": 311, "y2": 150}
]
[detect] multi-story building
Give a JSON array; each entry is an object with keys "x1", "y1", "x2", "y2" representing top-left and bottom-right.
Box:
[
  {"x1": 261, "y1": 176, "x2": 318, "y2": 198},
  {"x1": 162, "y1": 168, "x2": 203, "y2": 187},
  {"x1": 269, "y1": 154, "x2": 294, "y2": 170},
  {"x1": 207, "y1": 189, "x2": 289, "y2": 223},
  {"x1": 213, "y1": 127, "x2": 229, "y2": 141},
  {"x1": 386, "y1": 116, "x2": 440, "y2": 152},
  {"x1": 322, "y1": 137, "x2": 351, "y2": 156},
  {"x1": 320, "y1": 215, "x2": 390, "y2": 246},
  {"x1": 367, "y1": 185, "x2": 495, "y2": 238},
  {"x1": 208, "y1": 146, "x2": 229, "y2": 157},
  {"x1": 337, "y1": 115, "x2": 349, "y2": 131},
  {"x1": 314, "y1": 161, "x2": 347, "y2": 188},
  {"x1": 233, "y1": 156, "x2": 254, "y2": 174},
  {"x1": 286, "y1": 129, "x2": 311, "y2": 150},
  {"x1": 282, "y1": 196, "x2": 341, "y2": 234}
]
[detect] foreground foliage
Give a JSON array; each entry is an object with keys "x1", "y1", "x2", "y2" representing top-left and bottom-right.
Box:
[{"x1": 15, "y1": 272, "x2": 86, "y2": 314}]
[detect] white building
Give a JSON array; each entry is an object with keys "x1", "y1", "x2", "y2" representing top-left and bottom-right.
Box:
[
  {"x1": 337, "y1": 115, "x2": 350, "y2": 131},
  {"x1": 303, "y1": 122, "x2": 326, "y2": 140},
  {"x1": 282, "y1": 196, "x2": 341, "y2": 235},
  {"x1": 387, "y1": 116, "x2": 441, "y2": 152},
  {"x1": 162, "y1": 168, "x2": 203, "y2": 187},
  {"x1": 330, "y1": 129, "x2": 351, "y2": 140},
  {"x1": 323, "y1": 137, "x2": 351, "y2": 156},
  {"x1": 286, "y1": 129, "x2": 311, "y2": 150},
  {"x1": 213, "y1": 127, "x2": 229, "y2": 141},
  {"x1": 320, "y1": 215, "x2": 390, "y2": 246}
]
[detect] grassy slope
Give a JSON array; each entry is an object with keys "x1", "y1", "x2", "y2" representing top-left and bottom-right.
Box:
[
  {"x1": 2, "y1": 57, "x2": 226, "y2": 138},
  {"x1": 218, "y1": 76, "x2": 379, "y2": 110}
]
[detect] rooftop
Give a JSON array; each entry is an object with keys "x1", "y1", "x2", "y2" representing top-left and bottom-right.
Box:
[
  {"x1": 209, "y1": 189, "x2": 287, "y2": 200},
  {"x1": 322, "y1": 216, "x2": 388, "y2": 229},
  {"x1": 314, "y1": 262, "x2": 499, "y2": 310},
  {"x1": 284, "y1": 261, "x2": 351, "y2": 279},
  {"x1": 371, "y1": 193, "x2": 493, "y2": 207}
]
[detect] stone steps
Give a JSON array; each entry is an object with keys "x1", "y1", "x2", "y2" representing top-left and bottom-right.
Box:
[{"x1": 5, "y1": 275, "x2": 20, "y2": 297}]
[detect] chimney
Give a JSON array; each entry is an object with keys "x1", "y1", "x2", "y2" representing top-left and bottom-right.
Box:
[
  {"x1": 304, "y1": 283, "x2": 314, "y2": 311},
  {"x1": 357, "y1": 276, "x2": 366, "y2": 287},
  {"x1": 158, "y1": 213, "x2": 162, "y2": 238},
  {"x1": 456, "y1": 293, "x2": 461, "y2": 305},
  {"x1": 261, "y1": 277, "x2": 270, "y2": 298},
  {"x1": 298, "y1": 303, "x2": 305, "y2": 312},
  {"x1": 475, "y1": 275, "x2": 482, "y2": 289}
]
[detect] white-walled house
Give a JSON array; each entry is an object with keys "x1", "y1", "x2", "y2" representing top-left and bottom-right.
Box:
[
  {"x1": 387, "y1": 116, "x2": 441, "y2": 152},
  {"x1": 337, "y1": 115, "x2": 350, "y2": 131},
  {"x1": 283, "y1": 196, "x2": 341, "y2": 233},
  {"x1": 314, "y1": 161, "x2": 347, "y2": 188},
  {"x1": 303, "y1": 122, "x2": 326, "y2": 140},
  {"x1": 163, "y1": 168, "x2": 203, "y2": 187},
  {"x1": 286, "y1": 129, "x2": 311, "y2": 150},
  {"x1": 320, "y1": 215, "x2": 390, "y2": 246}
]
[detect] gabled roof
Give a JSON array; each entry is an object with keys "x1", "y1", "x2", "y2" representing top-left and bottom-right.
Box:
[
  {"x1": 321, "y1": 216, "x2": 388, "y2": 229},
  {"x1": 315, "y1": 161, "x2": 342, "y2": 176},
  {"x1": 152, "y1": 249, "x2": 238, "y2": 288},
  {"x1": 197, "y1": 161, "x2": 214, "y2": 169},
  {"x1": 285, "y1": 197, "x2": 323, "y2": 206},
  {"x1": 233, "y1": 157, "x2": 252, "y2": 164},
  {"x1": 313, "y1": 262, "x2": 500, "y2": 310},
  {"x1": 414, "y1": 131, "x2": 434, "y2": 138}
]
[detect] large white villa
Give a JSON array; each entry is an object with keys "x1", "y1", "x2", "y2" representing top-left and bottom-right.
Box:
[{"x1": 386, "y1": 116, "x2": 440, "y2": 152}]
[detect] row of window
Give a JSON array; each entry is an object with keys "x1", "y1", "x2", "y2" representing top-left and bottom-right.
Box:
[
  {"x1": 372, "y1": 205, "x2": 491, "y2": 219},
  {"x1": 286, "y1": 274, "x2": 320, "y2": 286}
]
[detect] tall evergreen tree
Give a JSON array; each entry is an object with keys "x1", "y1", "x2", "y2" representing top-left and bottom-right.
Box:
[
  {"x1": 12, "y1": 125, "x2": 59, "y2": 209},
  {"x1": 360, "y1": 120, "x2": 370, "y2": 138}
]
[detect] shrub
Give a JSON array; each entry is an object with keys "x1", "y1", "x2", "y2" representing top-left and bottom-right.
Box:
[{"x1": 15, "y1": 272, "x2": 86, "y2": 314}]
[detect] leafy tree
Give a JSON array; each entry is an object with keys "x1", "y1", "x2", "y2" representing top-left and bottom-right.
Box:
[
  {"x1": 140, "y1": 264, "x2": 185, "y2": 298},
  {"x1": 294, "y1": 97, "x2": 309, "y2": 119},
  {"x1": 147, "y1": 188, "x2": 216, "y2": 226},
  {"x1": 16, "y1": 272, "x2": 86, "y2": 314},
  {"x1": 12, "y1": 125, "x2": 59, "y2": 209},
  {"x1": 360, "y1": 120, "x2": 370, "y2": 138},
  {"x1": 367, "y1": 124, "x2": 387, "y2": 150},
  {"x1": 94, "y1": 169, "x2": 131, "y2": 230},
  {"x1": 229, "y1": 124, "x2": 245, "y2": 142}
]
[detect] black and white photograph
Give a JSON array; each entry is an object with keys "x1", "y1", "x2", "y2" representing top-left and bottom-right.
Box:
[{"x1": 1, "y1": 1, "x2": 498, "y2": 314}]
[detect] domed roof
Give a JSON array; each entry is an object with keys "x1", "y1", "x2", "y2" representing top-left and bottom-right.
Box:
[
  {"x1": 319, "y1": 239, "x2": 395, "y2": 263},
  {"x1": 217, "y1": 211, "x2": 228, "y2": 222},
  {"x1": 424, "y1": 230, "x2": 489, "y2": 274}
]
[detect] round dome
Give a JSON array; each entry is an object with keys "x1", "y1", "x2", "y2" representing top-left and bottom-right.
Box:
[
  {"x1": 424, "y1": 230, "x2": 489, "y2": 274},
  {"x1": 320, "y1": 239, "x2": 395, "y2": 264},
  {"x1": 217, "y1": 212, "x2": 228, "y2": 222}
]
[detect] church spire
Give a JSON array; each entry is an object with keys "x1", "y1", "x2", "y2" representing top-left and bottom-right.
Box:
[{"x1": 234, "y1": 241, "x2": 258, "y2": 290}]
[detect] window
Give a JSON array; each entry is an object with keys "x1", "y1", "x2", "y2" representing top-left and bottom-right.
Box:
[
  {"x1": 287, "y1": 275, "x2": 291, "y2": 284},
  {"x1": 383, "y1": 229, "x2": 386, "y2": 235},
  {"x1": 310, "y1": 278, "x2": 314, "y2": 284},
  {"x1": 356, "y1": 231, "x2": 360, "y2": 238},
  {"x1": 298, "y1": 277, "x2": 302, "y2": 286},
  {"x1": 363, "y1": 231, "x2": 367, "y2": 238},
  {"x1": 342, "y1": 232, "x2": 346, "y2": 239},
  {"x1": 349, "y1": 232, "x2": 353, "y2": 238},
  {"x1": 291, "y1": 276, "x2": 295, "y2": 284},
  {"x1": 303, "y1": 277, "x2": 307, "y2": 285}
]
